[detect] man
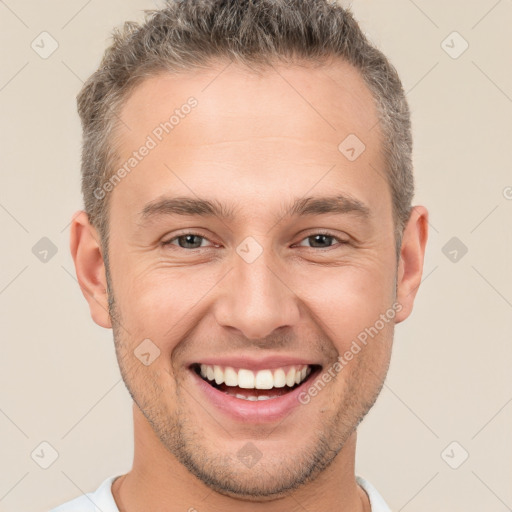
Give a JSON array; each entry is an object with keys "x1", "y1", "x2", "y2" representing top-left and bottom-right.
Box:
[{"x1": 52, "y1": 0, "x2": 428, "y2": 510}]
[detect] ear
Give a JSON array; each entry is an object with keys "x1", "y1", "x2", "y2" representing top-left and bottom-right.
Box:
[
  {"x1": 395, "y1": 205, "x2": 429, "y2": 324},
  {"x1": 69, "y1": 210, "x2": 112, "y2": 328}
]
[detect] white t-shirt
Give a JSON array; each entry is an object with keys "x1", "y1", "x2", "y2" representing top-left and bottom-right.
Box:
[{"x1": 49, "y1": 474, "x2": 391, "y2": 511}]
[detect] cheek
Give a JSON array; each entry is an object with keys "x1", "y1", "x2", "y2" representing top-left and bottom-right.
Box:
[
  {"x1": 291, "y1": 261, "x2": 396, "y2": 346},
  {"x1": 111, "y1": 263, "x2": 222, "y2": 342}
]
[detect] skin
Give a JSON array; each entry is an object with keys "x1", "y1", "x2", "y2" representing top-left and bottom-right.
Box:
[{"x1": 70, "y1": 58, "x2": 428, "y2": 511}]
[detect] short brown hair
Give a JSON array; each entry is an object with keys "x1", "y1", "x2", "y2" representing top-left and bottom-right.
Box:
[{"x1": 77, "y1": 0, "x2": 414, "y2": 261}]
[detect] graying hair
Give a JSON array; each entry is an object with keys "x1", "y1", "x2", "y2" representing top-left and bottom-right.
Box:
[{"x1": 77, "y1": 0, "x2": 414, "y2": 265}]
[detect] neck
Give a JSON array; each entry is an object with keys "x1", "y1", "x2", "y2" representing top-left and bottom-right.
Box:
[{"x1": 112, "y1": 403, "x2": 371, "y2": 512}]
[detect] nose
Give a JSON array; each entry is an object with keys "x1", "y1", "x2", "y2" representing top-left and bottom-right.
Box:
[{"x1": 213, "y1": 245, "x2": 301, "y2": 340}]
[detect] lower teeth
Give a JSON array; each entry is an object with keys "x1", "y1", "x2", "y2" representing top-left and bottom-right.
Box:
[{"x1": 233, "y1": 393, "x2": 280, "y2": 401}]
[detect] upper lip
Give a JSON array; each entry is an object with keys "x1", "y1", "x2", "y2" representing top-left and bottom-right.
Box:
[{"x1": 188, "y1": 355, "x2": 322, "y2": 372}]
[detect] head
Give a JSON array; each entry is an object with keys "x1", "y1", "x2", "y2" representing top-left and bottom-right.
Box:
[{"x1": 71, "y1": 0, "x2": 428, "y2": 501}]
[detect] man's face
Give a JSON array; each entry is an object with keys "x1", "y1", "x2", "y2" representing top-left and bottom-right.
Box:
[{"x1": 100, "y1": 60, "x2": 404, "y2": 497}]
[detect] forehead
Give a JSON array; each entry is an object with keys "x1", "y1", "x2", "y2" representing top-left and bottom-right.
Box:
[
  {"x1": 118, "y1": 58, "x2": 381, "y2": 146},
  {"x1": 110, "y1": 59, "x2": 389, "y2": 226}
]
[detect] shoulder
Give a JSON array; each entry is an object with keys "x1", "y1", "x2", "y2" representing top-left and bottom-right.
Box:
[
  {"x1": 49, "y1": 475, "x2": 122, "y2": 512},
  {"x1": 356, "y1": 475, "x2": 392, "y2": 512}
]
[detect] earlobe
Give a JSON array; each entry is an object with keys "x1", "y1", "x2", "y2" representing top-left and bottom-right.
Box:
[
  {"x1": 395, "y1": 206, "x2": 429, "y2": 324},
  {"x1": 69, "y1": 210, "x2": 112, "y2": 329}
]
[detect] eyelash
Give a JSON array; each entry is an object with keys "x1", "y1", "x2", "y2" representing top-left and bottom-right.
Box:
[
  {"x1": 162, "y1": 231, "x2": 349, "y2": 250},
  {"x1": 162, "y1": 232, "x2": 217, "y2": 250}
]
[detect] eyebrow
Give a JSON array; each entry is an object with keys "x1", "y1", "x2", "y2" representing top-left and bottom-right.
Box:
[
  {"x1": 140, "y1": 197, "x2": 237, "y2": 220},
  {"x1": 139, "y1": 194, "x2": 371, "y2": 222},
  {"x1": 288, "y1": 195, "x2": 370, "y2": 218}
]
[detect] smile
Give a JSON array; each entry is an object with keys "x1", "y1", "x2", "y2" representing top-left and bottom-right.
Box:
[{"x1": 191, "y1": 363, "x2": 321, "y2": 401}]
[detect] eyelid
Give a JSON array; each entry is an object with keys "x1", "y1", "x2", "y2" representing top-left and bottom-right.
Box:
[
  {"x1": 162, "y1": 230, "x2": 350, "y2": 250},
  {"x1": 162, "y1": 230, "x2": 218, "y2": 248},
  {"x1": 293, "y1": 230, "x2": 350, "y2": 248}
]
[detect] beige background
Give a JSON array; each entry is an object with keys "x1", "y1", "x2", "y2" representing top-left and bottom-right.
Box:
[{"x1": 1, "y1": 1, "x2": 511, "y2": 510}]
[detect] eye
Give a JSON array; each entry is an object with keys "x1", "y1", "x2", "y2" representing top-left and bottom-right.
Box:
[
  {"x1": 162, "y1": 232, "x2": 215, "y2": 250},
  {"x1": 162, "y1": 231, "x2": 348, "y2": 251},
  {"x1": 295, "y1": 232, "x2": 348, "y2": 249}
]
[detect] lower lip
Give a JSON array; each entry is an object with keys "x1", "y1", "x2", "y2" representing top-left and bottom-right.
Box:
[{"x1": 189, "y1": 367, "x2": 321, "y2": 423}]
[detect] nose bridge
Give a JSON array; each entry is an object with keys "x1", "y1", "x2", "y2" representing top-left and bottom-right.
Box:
[{"x1": 213, "y1": 237, "x2": 300, "y2": 340}]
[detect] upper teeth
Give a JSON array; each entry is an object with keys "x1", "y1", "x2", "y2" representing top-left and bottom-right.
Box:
[{"x1": 199, "y1": 364, "x2": 311, "y2": 389}]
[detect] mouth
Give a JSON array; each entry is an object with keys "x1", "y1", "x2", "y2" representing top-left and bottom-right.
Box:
[{"x1": 190, "y1": 363, "x2": 322, "y2": 401}]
